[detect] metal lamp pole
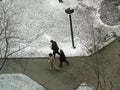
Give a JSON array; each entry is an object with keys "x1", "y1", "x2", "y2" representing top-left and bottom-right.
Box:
[{"x1": 65, "y1": 8, "x2": 76, "y2": 49}]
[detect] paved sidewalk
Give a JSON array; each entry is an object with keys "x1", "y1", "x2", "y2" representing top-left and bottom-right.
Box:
[
  {"x1": 23, "y1": 58, "x2": 84, "y2": 90},
  {"x1": 2, "y1": 57, "x2": 82, "y2": 90},
  {"x1": 1, "y1": 40, "x2": 120, "y2": 90}
]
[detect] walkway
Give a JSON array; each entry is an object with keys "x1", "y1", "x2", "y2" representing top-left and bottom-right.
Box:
[{"x1": 0, "y1": 40, "x2": 120, "y2": 90}]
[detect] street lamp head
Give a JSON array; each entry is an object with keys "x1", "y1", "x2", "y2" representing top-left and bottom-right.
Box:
[
  {"x1": 65, "y1": 8, "x2": 74, "y2": 14},
  {"x1": 58, "y1": 0, "x2": 63, "y2": 3}
]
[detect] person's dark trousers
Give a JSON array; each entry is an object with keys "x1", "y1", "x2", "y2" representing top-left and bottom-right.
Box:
[
  {"x1": 59, "y1": 60, "x2": 63, "y2": 67},
  {"x1": 53, "y1": 50, "x2": 60, "y2": 57},
  {"x1": 59, "y1": 60, "x2": 69, "y2": 67},
  {"x1": 64, "y1": 60, "x2": 69, "y2": 65}
]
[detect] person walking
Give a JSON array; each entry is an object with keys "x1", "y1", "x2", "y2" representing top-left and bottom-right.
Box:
[
  {"x1": 48, "y1": 53, "x2": 59, "y2": 71},
  {"x1": 50, "y1": 40, "x2": 60, "y2": 57},
  {"x1": 59, "y1": 49, "x2": 69, "y2": 67}
]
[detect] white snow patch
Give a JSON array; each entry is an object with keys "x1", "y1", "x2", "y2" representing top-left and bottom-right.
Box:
[
  {"x1": 0, "y1": 74, "x2": 45, "y2": 90},
  {"x1": 1, "y1": 0, "x2": 120, "y2": 57},
  {"x1": 81, "y1": 0, "x2": 103, "y2": 9},
  {"x1": 117, "y1": 5, "x2": 120, "y2": 11},
  {"x1": 47, "y1": 0, "x2": 63, "y2": 9},
  {"x1": 76, "y1": 83, "x2": 94, "y2": 90}
]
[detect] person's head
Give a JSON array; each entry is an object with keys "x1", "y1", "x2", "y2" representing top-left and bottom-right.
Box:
[
  {"x1": 50, "y1": 40, "x2": 53, "y2": 43},
  {"x1": 60, "y1": 49, "x2": 63, "y2": 53},
  {"x1": 49, "y1": 53, "x2": 52, "y2": 57}
]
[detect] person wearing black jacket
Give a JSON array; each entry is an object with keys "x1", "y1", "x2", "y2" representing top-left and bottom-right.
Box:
[
  {"x1": 50, "y1": 40, "x2": 60, "y2": 57},
  {"x1": 59, "y1": 49, "x2": 69, "y2": 67}
]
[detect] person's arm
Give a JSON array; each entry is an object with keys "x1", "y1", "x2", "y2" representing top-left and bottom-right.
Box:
[{"x1": 51, "y1": 44, "x2": 54, "y2": 50}]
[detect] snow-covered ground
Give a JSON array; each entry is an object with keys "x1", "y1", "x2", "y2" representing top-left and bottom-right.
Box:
[
  {"x1": 1, "y1": 0, "x2": 120, "y2": 57},
  {"x1": 0, "y1": 74, "x2": 45, "y2": 90},
  {"x1": 76, "y1": 83, "x2": 94, "y2": 90}
]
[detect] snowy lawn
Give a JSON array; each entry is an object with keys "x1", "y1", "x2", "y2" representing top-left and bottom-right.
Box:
[
  {"x1": 0, "y1": 74, "x2": 45, "y2": 90},
  {"x1": 0, "y1": 0, "x2": 120, "y2": 57}
]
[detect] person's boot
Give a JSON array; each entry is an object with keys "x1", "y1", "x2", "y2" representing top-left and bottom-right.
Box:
[
  {"x1": 59, "y1": 65, "x2": 63, "y2": 67},
  {"x1": 67, "y1": 62, "x2": 69, "y2": 66},
  {"x1": 49, "y1": 68, "x2": 53, "y2": 71}
]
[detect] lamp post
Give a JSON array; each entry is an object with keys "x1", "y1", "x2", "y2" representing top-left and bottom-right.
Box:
[{"x1": 65, "y1": 8, "x2": 76, "y2": 48}]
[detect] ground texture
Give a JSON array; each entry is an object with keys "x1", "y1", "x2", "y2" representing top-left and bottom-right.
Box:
[{"x1": 0, "y1": 40, "x2": 120, "y2": 90}]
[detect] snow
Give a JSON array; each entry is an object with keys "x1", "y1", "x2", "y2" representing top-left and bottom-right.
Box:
[
  {"x1": 0, "y1": 74, "x2": 45, "y2": 90},
  {"x1": 0, "y1": 0, "x2": 120, "y2": 57},
  {"x1": 80, "y1": 0, "x2": 103, "y2": 9},
  {"x1": 118, "y1": 5, "x2": 120, "y2": 11},
  {"x1": 76, "y1": 83, "x2": 94, "y2": 90}
]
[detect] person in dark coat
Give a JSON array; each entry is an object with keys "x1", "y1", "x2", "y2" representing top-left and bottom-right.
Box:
[
  {"x1": 50, "y1": 40, "x2": 60, "y2": 57},
  {"x1": 59, "y1": 49, "x2": 69, "y2": 67}
]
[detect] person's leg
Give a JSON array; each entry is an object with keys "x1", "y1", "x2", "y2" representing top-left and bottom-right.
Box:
[
  {"x1": 49, "y1": 63, "x2": 53, "y2": 71},
  {"x1": 55, "y1": 65, "x2": 59, "y2": 71},
  {"x1": 59, "y1": 59, "x2": 63, "y2": 67},
  {"x1": 64, "y1": 60, "x2": 69, "y2": 66},
  {"x1": 56, "y1": 50, "x2": 60, "y2": 55},
  {"x1": 53, "y1": 51, "x2": 56, "y2": 57},
  {"x1": 53, "y1": 61, "x2": 59, "y2": 71}
]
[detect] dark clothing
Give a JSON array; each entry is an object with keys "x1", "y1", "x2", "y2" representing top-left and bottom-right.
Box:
[
  {"x1": 51, "y1": 41, "x2": 60, "y2": 56},
  {"x1": 59, "y1": 51, "x2": 69, "y2": 67},
  {"x1": 51, "y1": 41, "x2": 59, "y2": 51},
  {"x1": 53, "y1": 50, "x2": 60, "y2": 57}
]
